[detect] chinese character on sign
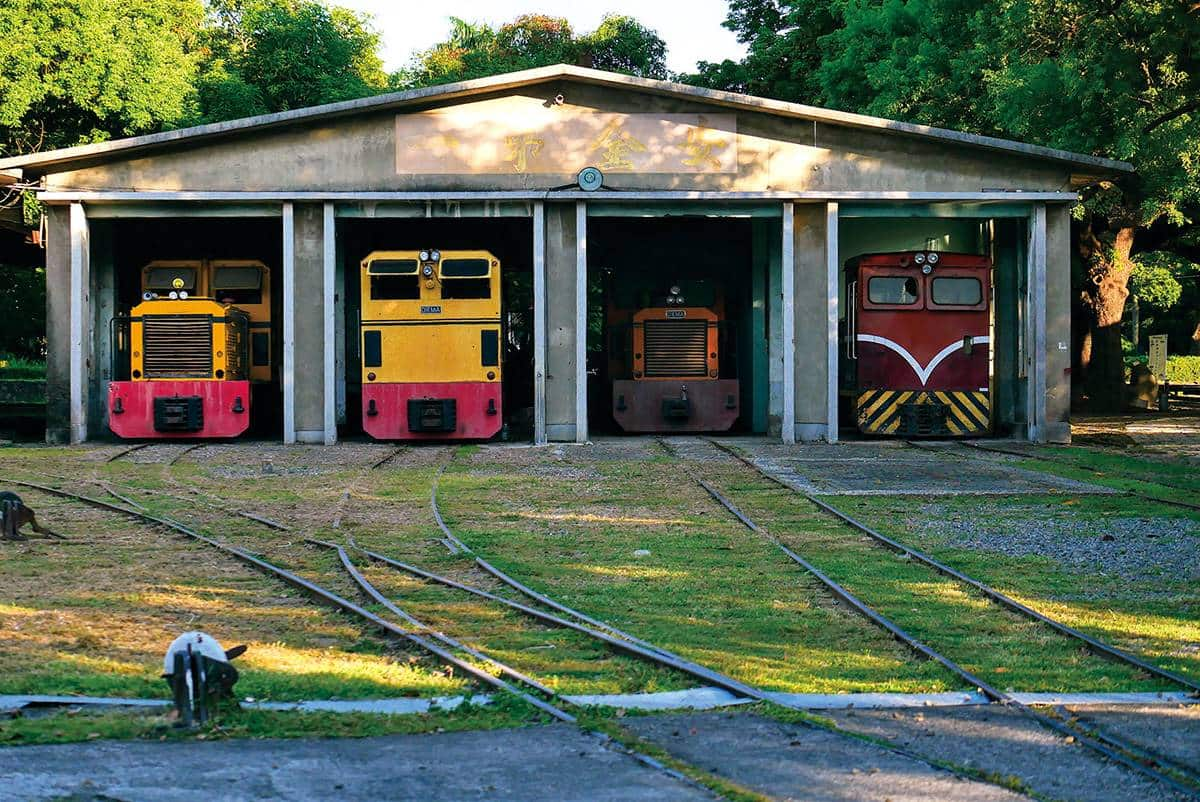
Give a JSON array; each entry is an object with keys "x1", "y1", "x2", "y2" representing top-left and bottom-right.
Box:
[
  {"x1": 504, "y1": 134, "x2": 545, "y2": 173},
  {"x1": 1148, "y1": 335, "x2": 1168, "y2": 381},
  {"x1": 680, "y1": 127, "x2": 728, "y2": 171},
  {"x1": 589, "y1": 120, "x2": 647, "y2": 171}
]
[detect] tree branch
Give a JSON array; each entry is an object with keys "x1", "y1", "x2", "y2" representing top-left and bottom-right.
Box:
[{"x1": 1143, "y1": 99, "x2": 1200, "y2": 132}]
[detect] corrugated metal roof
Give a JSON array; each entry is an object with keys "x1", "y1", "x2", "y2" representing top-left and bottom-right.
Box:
[{"x1": 0, "y1": 63, "x2": 1133, "y2": 175}]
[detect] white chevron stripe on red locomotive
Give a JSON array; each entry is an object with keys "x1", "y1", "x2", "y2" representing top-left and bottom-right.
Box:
[{"x1": 856, "y1": 334, "x2": 990, "y2": 386}]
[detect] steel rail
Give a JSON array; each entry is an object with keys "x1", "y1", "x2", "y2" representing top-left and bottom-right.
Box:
[
  {"x1": 706, "y1": 438, "x2": 1200, "y2": 695},
  {"x1": 167, "y1": 443, "x2": 205, "y2": 467},
  {"x1": 348, "y1": 539, "x2": 769, "y2": 702},
  {"x1": 429, "y1": 462, "x2": 676, "y2": 659},
  {"x1": 23, "y1": 469, "x2": 291, "y2": 532},
  {"x1": 106, "y1": 443, "x2": 149, "y2": 463},
  {"x1": 953, "y1": 440, "x2": 1200, "y2": 512},
  {"x1": 369, "y1": 446, "x2": 407, "y2": 471},
  {"x1": 313, "y1": 540, "x2": 721, "y2": 794},
  {"x1": 6, "y1": 477, "x2": 573, "y2": 723},
  {"x1": 306, "y1": 538, "x2": 560, "y2": 699},
  {"x1": 1053, "y1": 704, "x2": 1200, "y2": 786},
  {"x1": 695, "y1": 476, "x2": 1200, "y2": 798}
]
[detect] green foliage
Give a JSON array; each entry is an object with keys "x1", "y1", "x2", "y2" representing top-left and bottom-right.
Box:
[
  {"x1": 0, "y1": 0, "x2": 204, "y2": 156},
  {"x1": 193, "y1": 0, "x2": 386, "y2": 119},
  {"x1": 397, "y1": 14, "x2": 668, "y2": 89},
  {"x1": 1167, "y1": 356, "x2": 1200, "y2": 384},
  {"x1": 1131, "y1": 251, "x2": 1195, "y2": 311},
  {"x1": 0, "y1": 266, "x2": 47, "y2": 359}
]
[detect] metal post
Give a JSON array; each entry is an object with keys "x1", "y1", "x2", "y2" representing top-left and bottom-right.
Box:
[
  {"x1": 533, "y1": 202, "x2": 547, "y2": 445},
  {"x1": 575, "y1": 202, "x2": 588, "y2": 444},
  {"x1": 322, "y1": 202, "x2": 336, "y2": 445},
  {"x1": 68, "y1": 203, "x2": 89, "y2": 444},
  {"x1": 282, "y1": 202, "x2": 296, "y2": 444},
  {"x1": 825, "y1": 202, "x2": 840, "y2": 443},
  {"x1": 781, "y1": 202, "x2": 795, "y2": 444},
  {"x1": 1027, "y1": 204, "x2": 1047, "y2": 442}
]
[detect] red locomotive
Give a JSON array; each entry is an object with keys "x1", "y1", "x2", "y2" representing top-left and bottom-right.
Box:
[{"x1": 842, "y1": 251, "x2": 991, "y2": 436}]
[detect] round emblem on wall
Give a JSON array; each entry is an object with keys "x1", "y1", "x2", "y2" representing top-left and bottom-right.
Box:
[{"x1": 577, "y1": 167, "x2": 604, "y2": 192}]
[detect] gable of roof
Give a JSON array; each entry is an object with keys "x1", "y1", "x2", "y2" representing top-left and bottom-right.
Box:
[{"x1": 0, "y1": 63, "x2": 1132, "y2": 176}]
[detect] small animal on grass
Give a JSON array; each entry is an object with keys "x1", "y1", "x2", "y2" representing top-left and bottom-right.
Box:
[
  {"x1": 0, "y1": 491, "x2": 65, "y2": 541},
  {"x1": 162, "y1": 631, "x2": 248, "y2": 726}
]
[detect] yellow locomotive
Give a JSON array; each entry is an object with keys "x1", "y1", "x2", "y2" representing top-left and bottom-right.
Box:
[
  {"x1": 109, "y1": 260, "x2": 273, "y2": 438},
  {"x1": 359, "y1": 249, "x2": 502, "y2": 440}
]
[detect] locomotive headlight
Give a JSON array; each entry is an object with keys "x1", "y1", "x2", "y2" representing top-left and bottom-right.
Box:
[
  {"x1": 927, "y1": 252, "x2": 940, "y2": 265},
  {"x1": 178, "y1": 291, "x2": 188, "y2": 299},
  {"x1": 142, "y1": 291, "x2": 155, "y2": 301},
  {"x1": 914, "y1": 252, "x2": 927, "y2": 265},
  {"x1": 419, "y1": 250, "x2": 430, "y2": 261},
  {"x1": 921, "y1": 264, "x2": 933, "y2": 275},
  {"x1": 669, "y1": 285, "x2": 681, "y2": 295},
  {"x1": 430, "y1": 250, "x2": 441, "y2": 261},
  {"x1": 422, "y1": 264, "x2": 434, "y2": 277},
  {"x1": 677, "y1": 296, "x2": 685, "y2": 305},
  {"x1": 169, "y1": 291, "x2": 179, "y2": 299}
]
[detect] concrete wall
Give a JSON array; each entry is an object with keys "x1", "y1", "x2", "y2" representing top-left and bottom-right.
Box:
[
  {"x1": 544, "y1": 203, "x2": 579, "y2": 441},
  {"x1": 292, "y1": 203, "x2": 328, "y2": 442},
  {"x1": 793, "y1": 204, "x2": 829, "y2": 440},
  {"x1": 46, "y1": 82, "x2": 1074, "y2": 196},
  {"x1": 1044, "y1": 204, "x2": 1072, "y2": 443}
]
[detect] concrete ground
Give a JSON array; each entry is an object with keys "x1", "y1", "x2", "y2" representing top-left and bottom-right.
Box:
[{"x1": 0, "y1": 724, "x2": 713, "y2": 802}]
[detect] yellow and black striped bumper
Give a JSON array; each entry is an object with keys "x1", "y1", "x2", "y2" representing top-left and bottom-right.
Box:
[{"x1": 857, "y1": 390, "x2": 991, "y2": 436}]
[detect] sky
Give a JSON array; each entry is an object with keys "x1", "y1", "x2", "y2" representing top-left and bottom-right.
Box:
[{"x1": 335, "y1": 0, "x2": 747, "y2": 75}]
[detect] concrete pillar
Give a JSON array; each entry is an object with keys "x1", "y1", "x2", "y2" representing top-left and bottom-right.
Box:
[
  {"x1": 290, "y1": 202, "x2": 331, "y2": 444},
  {"x1": 68, "y1": 203, "x2": 91, "y2": 444},
  {"x1": 792, "y1": 203, "x2": 831, "y2": 442},
  {"x1": 43, "y1": 206, "x2": 71, "y2": 444},
  {"x1": 89, "y1": 221, "x2": 115, "y2": 439},
  {"x1": 532, "y1": 201, "x2": 547, "y2": 445},
  {"x1": 1026, "y1": 204, "x2": 1048, "y2": 442},
  {"x1": 1044, "y1": 203, "x2": 1072, "y2": 443},
  {"x1": 544, "y1": 203, "x2": 581, "y2": 442}
]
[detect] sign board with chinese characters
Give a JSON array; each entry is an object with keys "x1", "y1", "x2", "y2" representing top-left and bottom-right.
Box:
[
  {"x1": 396, "y1": 108, "x2": 738, "y2": 175},
  {"x1": 1148, "y1": 334, "x2": 1168, "y2": 381}
]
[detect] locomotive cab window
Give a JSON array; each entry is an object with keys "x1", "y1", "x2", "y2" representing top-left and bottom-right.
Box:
[
  {"x1": 145, "y1": 267, "x2": 197, "y2": 292},
  {"x1": 867, "y1": 276, "x2": 920, "y2": 305},
  {"x1": 212, "y1": 266, "x2": 263, "y2": 305},
  {"x1": 930, "y1": 276, "x2": 983, "y2": 307},
  {"x1": 367, "y1": 258, "x2": 420, "y2": 300},
  {"x1": 439, "y1": 258, "x2": 493, "y2": 300}
]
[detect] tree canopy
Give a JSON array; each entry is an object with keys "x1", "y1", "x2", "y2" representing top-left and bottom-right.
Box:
[
  {"x1": 395, "y1": 13, "x2": 668, "y2": 89},
  {"x1": 686, "y1": 0, "x2": 1200, "y2": 402}
]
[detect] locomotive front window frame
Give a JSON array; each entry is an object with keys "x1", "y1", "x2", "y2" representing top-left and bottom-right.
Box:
[
  {"x1": 929, "y1": 276, "x2": 984, "y2": 308},
  {"x1": 212, "y1": 265, "x2": 264, "y2": 305},
  {"x1": 865, "y1": 275, "x2": 921, "y2": 307},
  {"x1": 366, "y1": 259, "x2": 420, "y2": 275},
  {"x1": 439, "y1": 258, "x2": 493, "y2": 279}
]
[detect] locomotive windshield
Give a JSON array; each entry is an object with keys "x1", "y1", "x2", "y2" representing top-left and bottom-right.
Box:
[
  {"x1": 440, "y1": 258, "x2": 491, "y2": 278},
  {"x1": 930, "y1": 277, "x2": 982, "y2": 306},
  {"x1": 868, "y1": 276, "x2": 919, "y2": 305},
  {"x1": 212, "y1": 266, "x2": 263, "y2": 305},
  {"x1": 145, "y1": 267, "x2": 197, "y2": 292}
]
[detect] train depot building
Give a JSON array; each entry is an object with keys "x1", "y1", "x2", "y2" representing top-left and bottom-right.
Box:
[{"x1": 0, "y1": 64, "x2": 1130, "y2": 445}]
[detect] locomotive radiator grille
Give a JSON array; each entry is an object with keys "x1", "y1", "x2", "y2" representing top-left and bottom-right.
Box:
[
  {"x1": 643, "y1": 320, "x2": 709, "y2": 378},
  {"x1": 142, "y1": 316, "x2": 213, "y2": 379}
]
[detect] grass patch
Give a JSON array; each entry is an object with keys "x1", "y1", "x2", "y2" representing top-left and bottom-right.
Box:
[
  {"x1": 0, "y1": 355, "x2": 45, "y2": 380},
  {"x1": 1003, "y1": 445, "x2": 1200, "y2": 503},
  {"x1": 0, "y1": 695, "x2": 539, "y2": 746}
]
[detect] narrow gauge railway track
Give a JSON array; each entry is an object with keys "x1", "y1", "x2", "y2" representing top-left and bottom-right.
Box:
[
  {"x1": 695, "y1": 475, "x2": 1199, "y2": 796},
  {"x1": 167, "y1": 443, "x2": 206, "y2": 466},
  {"x1": 908, "y1": 439, "x2": 1200, "y2": 512},
  {"x1": 21, "y1": 469, "x2": 291, "y2": 532},
  {"x1": 105, "y1": 443, "x2": 150, "y2": 463},
  {"x1": 430, "y1": 455, "x2": 677, "y2": 660},
  {"x1": 696, "y1": 438, "x2": 1200, "y2": 794}
]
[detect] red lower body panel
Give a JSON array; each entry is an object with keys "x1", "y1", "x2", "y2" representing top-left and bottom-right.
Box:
[
  {"x1": 362, "y1": 381, "x2": 502, "y2": 441},
  {"x1": 612, "y1": 379, "x2": 739, "y2": 433},
  {"x1": 108, "y1": 381, "x2": 251, "y2": 439}
]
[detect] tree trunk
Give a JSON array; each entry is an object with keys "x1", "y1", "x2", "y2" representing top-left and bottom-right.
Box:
[{"x1": 1078, "y1": 220, "x2": 1136, "y2": 412}]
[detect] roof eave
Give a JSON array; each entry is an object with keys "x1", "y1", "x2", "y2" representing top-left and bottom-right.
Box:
[{"x1": 0, "y1": 63, "x2": 1134, "y2": 177}]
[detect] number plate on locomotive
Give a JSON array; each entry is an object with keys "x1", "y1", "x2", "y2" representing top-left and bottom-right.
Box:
[
  {"x1": 420, "y1": 305, "x2": 442, "y2": 315},
  {"x1": 665, "y1": 309, "x2": 686, "y2": 319}
]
